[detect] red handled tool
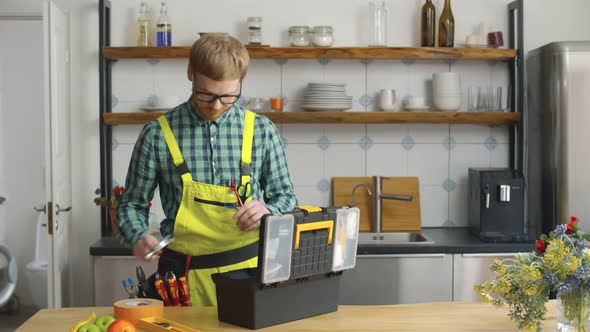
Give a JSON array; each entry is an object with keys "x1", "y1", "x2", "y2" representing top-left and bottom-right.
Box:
[
  {"x1": 229, "y1": 179, "x2": 243, "y2": 207},
  {"x1": 178, "y1": 276, "x2": 191, "y2": 306},
  {"x1": 166, "y1": 272, "x2": 182, "y2": 306},
  {"x1": 154, "y1": 278, "x2": 171, "y2": 306}
]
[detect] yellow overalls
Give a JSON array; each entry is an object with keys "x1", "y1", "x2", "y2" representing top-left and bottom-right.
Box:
[{"x1": 156, "y1": 110, "x2": 259, "y2": 306}]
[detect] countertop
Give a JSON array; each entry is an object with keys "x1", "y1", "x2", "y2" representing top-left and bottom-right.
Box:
[
  {"x1": 16, "y1": 301, "x2": 557, "y2": 331},
  {"x1": 90, "y1": 227, "x2": 535, "y2": 256}
]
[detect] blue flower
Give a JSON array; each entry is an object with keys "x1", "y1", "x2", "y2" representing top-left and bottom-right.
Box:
[
  {"x1": 573, "y1": 248, "x2": 583, "y2": 258},
  {"x1": 554, "y1": 224, "x2": 567, "y2": 237},
  {"x1": 585, "y1": 282, "x2": 590, "y2": 293},
  {"x1": 556, "y1": 282, "x2": 572, "y2": 294},
  {"x1": 543, "y1": 274, "x2": 558, "y2": 286},
  {"x1": 576, "y1": 265, "x2": 590, "y2": 280},
  {"x1": 565, "y1": 275, "x2": 582, "y2": 289},
  {"x1": 577, "y1": 239, "x2": 589, "y2": 250}
]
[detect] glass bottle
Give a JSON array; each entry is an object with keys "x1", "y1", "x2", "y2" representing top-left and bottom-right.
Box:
[
  {"x1": 421, "y1": 0, "x2": 436, "y2": 47},
  {"x1": 136, "y1": 2, "x2": 152, "y2": 46},
  {"x1": 156, "y1": 2, "x2": 172, "y2": 46},
  {"x1": 438, "y1": 0, "x2": 455, "y2": 47},
  {"x1": 369, "y1": 1, "x2": 388, "y2": 47},
  {"x1": 247, "y1": 17, "x2": 263, "y2": 45}
]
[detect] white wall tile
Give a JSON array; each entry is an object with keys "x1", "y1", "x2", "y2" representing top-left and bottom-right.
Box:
[
  {"x1": 367, "y1": 60, "x2": 409, "y2": 112},
  {"x1": 450, "y1": 61, "x2": 492, "y2": 112},
  {"x1": 285, "y1": 144, "x2": 323, "y2": 186},
  {"x1": 367, "y1": 124, "x2": 407, "y2": 143},
  {"x1": 112, "y1": 60, "x2": 154, "y2": 101},
  {"x1": 450, "y1": 144, "x2": 491, "y2": 186},
  {"x1": 366, "y1": 144, "x2": 407, "y2": 176},
  {"x1": 112, "y1": 144, "x2": 134, "y2": 187},
  {"x1": 491, "y1": 125, "x2": 510, "y2": 144},
  {"x1": 325, "y1": 144, "x2": 366, "y2": 177},
  {"x1": 449, "y1": 183, "x2": 469, "y2": 227},
  {"x1": 243, "y1": 60, "x2": 281, "y2": 99},
  {"x1": 113, "y1": 100, "x2": 146, "y2": 113},
  {"x1": 294, "y1": 185, "x2": 329, "y2": 207},
  {"x1": 491, "y1": 143, "x2": 510, "y2": 168},
  {"x1": 112, "y1": 126, "x2": 144, "y2": 144},
  {"x1": 282, "y1": 124, "x2": 325, "y2": 143},
  {"x1": 408, "y1": 124, "x2": 449, "y2": 143},
  {"x1": 323, "y1": 60, "x2": 366, "y2": 101},
  {"x1": 408, "y1": 60, "x2": 450, "y2": 107},
  {"x1": 282, "y1": 60, "x2": 324, "y2": 102},
  {"x1": 420, "y1": 185, "x2": 449, "y2": 227},
  {"x1": 451, "y1": 125, "x2": 491, "y2": 143},
  {"x1": 407, "y1": 144, "x2": 449, "y2": 186},
  {"x1": 153, "y1": 60, "x2": 191, "y2": 100},
  {"x1": 324, "y1": 124, "x2": 366, "y2": 143}
]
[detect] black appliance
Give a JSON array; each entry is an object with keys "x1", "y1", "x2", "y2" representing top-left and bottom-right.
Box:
[{"x1": 468, "y1": 168, "x2": 527, "y2": 242}]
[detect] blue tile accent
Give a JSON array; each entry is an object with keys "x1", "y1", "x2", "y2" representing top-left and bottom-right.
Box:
[
  {"x1": 112, "y1": 137, "x2": 119, "y2": 151},
  {"x1": 443, "y1": 219, "x2": 456, "y2": 227},
  {"x1": 442, "y1": 136, "x2": 457, "y2": 151},
  {"x1": 359, "y1": 94, "x2": 373, "y2": 107},
  {"x1": 283, "y1": 96, "x2": 289, "y2": 107},
  {"x1": 317, "y1": 178, "x2": 330, "y2": 193},
  {"x1": 318, "y1": 58, "x2": 331, "y2": 65},
  {"x1": 442, "y1": 178, "x2": 456, "y2": 192},
  {"x1": 401, "y1": 136, "x2": 415, "y2": 151},
  {"x1": 358, "y1": 136, "x2": 374, "y2": 150},
  {"x1": 281, "y1": 135, "x2": 288, "y2": 149},
  {"x1": 146, "y1": 59, "x2": 160, "y2": 65},
  {"x1": 484, "y1": 136, "x2": 497, "y2": 151},
  {"x1": 274, "y1": 59, "x2": 288, "y2": 65},
  {"x1": 402, "y1": 59, "x2": 415, "y2": 65},
  {"x1": 147, "y1": 94, "x2": 157, "y2": 107},
  {"x1": 360, "y1": 59, "x2": 373, "y2": 65},
  {"x1": 111, "y1": 95, "x2": 119, "y2": 108},
  {"x1": 318, "y1": 136, "x2": 330, "y2": 151}
]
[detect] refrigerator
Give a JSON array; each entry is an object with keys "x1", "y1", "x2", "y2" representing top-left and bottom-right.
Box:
[{"x1": 526, "y1": 41, "x2": 590, "y2": 237}]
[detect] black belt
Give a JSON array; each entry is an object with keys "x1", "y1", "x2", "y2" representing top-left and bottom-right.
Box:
[{"x1": 161, "y1": 241, "x2": 259, "y2": 270}]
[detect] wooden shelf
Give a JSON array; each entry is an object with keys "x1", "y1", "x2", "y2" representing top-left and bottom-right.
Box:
[
  {"x1": 102, "y1": 46, "x2": 517, "y2": 60},
  {"x1": 103, "y1": 111, "x2": 521, "y2": 126}
]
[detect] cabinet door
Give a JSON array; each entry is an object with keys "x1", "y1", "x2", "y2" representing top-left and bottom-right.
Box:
[
  {"x1": 92, "y1": 256, "x2": 157, "y2": 306},
  {"x1": 339, "y1": 254, "x2": 453, "y2": 305},
  {"x1": 452, "y1": 253, "x2": 520, "y2": 302}
]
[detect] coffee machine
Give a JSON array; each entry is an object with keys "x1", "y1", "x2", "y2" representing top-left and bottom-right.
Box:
[{"x1": 468, "y1": 168, "x2": 527, "y2": 242}]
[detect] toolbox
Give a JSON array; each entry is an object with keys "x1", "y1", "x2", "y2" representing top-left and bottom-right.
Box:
[{"x1": 211, "y1": 206, "x2": 360, "y2": 329}]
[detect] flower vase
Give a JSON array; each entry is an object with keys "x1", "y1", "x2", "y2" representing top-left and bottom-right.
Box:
[
  {"x1": 109, "y1": 208, "x2": 118, "y2": 237},
  {"x1": 557, "y1": 289, "x2": 590, "y2": 331}
]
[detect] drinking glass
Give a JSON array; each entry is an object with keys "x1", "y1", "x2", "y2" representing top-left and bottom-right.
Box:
[{"x1": 468, "y1": 86, "x2": 480, "y2": 112}]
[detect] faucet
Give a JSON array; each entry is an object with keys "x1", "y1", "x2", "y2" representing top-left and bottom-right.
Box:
[
  {"x1": 373, "y1": 176, "x2": 413, "y2": 233},
  {"x1": 350, "y1": 183, "x2": 372, "y2": 206}
]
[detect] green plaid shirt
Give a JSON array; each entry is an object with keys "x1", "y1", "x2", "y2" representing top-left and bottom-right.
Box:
[{"x1": 116, "y1": 99, "x2": 297, "y2": 246}]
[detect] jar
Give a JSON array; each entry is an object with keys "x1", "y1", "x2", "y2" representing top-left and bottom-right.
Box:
[
  {"x1": 288, "y1": 26, "x2": 311, "y2": 47},
  {"x1": 311, "y1": 26, "x2": 334, "y2": 47},
  {"x1": 247, "y1": 17, "x2": 263, "y2": 45}
]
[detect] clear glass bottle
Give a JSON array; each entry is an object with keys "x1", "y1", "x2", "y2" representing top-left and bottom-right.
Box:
[
  {"x1": 311, "y1": 26, "x2": 334, "y2": 47},
  {"x1": 421, "y1": 0, "x2": 436, "y2": 47},
  {"x1": 247, "y1": 17, "x2": 263, "y2": 45},
  {"x1": 137, "y1": 2, "x2": 152, "y2": 46},
  {"x1": 156, "y1": 2, "x2": 172, "y2": 46},
  {"x1": 369, "y1": 1, "x2": 388, "y2": 46},
  {"x1": 438, "y1": 0, "x2": 455, "y2": 47},
  {"x1": 288, "y1": 26, "x2": 311, "y2": 47}
]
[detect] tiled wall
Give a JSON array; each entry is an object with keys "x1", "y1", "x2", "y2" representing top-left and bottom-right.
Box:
[{"x1": 110, "y1": 0, "x2": 512, "y2": 228}]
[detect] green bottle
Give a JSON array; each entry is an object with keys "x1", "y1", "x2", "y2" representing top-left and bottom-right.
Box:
[
  {"x1": 421, "y1": 0, "x2": 436, "y2": 47},
  {"x1": 438, "y1": 0, "x2": 455, "y2": 47}
]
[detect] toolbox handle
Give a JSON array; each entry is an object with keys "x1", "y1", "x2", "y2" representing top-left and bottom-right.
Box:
[{"x1": 294, "y1": 220, "x2": 333, "y2": 249}]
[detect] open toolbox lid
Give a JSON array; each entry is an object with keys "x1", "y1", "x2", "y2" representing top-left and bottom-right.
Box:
[{"x1": 258, "y1": 206, "x2": 360, "y2": 285}]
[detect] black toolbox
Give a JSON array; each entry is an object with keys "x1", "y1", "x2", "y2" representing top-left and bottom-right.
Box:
[{"x1": 211, "y1": 206, "x2": 360, "y2": 329}]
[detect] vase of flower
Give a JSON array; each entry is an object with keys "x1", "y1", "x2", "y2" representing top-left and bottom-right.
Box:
[{"x1": 557, "y1": 289, "x2": 590, "y2": 331}]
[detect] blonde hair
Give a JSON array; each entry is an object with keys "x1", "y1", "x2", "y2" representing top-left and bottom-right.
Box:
[{"x1": 189, "y1": 34, "x2": 250, "y2": 81}]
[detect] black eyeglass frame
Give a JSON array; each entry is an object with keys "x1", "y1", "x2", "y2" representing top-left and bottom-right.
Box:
[{"x1": 192, "y1": 78, "x2": 242, "y2": 105}]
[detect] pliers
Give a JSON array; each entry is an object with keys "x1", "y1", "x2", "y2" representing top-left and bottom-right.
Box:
[{"x1": 136, "y1": 266, "x2": 147, "y2": 298}]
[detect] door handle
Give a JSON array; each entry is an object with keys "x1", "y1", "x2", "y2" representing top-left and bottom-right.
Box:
[{"x1": 55, "y1": 204, "x2": 71, "y2": 215}]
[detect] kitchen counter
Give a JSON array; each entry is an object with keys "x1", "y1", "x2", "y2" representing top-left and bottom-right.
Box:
[
  {"x1": 90, "y1": 227, "x2": 534, "y2": 256},
  {"x1": 16, "y1": 301, "x2": 557, "y2": 331}
]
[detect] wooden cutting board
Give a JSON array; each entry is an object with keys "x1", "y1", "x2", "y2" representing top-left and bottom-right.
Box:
[{"x1": 332, "y1": 177, "x2": 421, "y2": 232}]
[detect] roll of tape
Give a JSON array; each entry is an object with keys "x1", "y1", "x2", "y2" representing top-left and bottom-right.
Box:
[{"x1": 113, "y1": 299, "x2": 164, "y2": 325}]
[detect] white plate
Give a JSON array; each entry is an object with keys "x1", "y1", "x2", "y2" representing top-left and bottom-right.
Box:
[
  {"x1": 302, "y1": 105, "x2": 352, "y2": 111},
  {"x1": 140, "y1": 106, "x2": 172, "y2": 112}
]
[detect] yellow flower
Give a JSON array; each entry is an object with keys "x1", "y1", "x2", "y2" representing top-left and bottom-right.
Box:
[
  {"x1": 521, "y1": 322, "x2": 538, "y2": 331},
  {"x1": 544, "y1": 239, "x2": 579, "y2": 275},
  {"x1": 492, "y1": 278, "x2": 512, "y2": 295}
]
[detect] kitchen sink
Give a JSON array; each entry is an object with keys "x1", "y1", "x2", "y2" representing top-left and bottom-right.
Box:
[{"x1": 357, "y1": 232, "x2": 435, "y2": 245}]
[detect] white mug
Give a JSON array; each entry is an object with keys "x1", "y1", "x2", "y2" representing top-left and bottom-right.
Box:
[{"x1": 379, "y1": 89, "x2": 397, "y2": 112}]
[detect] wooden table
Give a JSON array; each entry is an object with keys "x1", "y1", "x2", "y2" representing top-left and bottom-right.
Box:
[{"x1": 16, "y1": 301, "x2": 558, "y2": 331}]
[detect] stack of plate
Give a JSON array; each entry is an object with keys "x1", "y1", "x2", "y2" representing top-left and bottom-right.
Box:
[{"x1": 302, "y1": 82, "x2": 353, "y2": 112}]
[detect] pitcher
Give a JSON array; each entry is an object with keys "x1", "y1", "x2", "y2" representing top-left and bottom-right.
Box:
[{"x1": 379, "y1": 89, "x2": 397, "y2": 112}]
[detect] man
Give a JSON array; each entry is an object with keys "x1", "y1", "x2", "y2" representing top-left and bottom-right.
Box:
[{"x1": 116, "y1": 34, "x2": 297, "y2": 306}]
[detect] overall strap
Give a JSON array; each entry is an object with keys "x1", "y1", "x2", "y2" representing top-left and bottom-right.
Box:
[
  {"x1": 240, "y1": 110, "x2": 255, "y2": 196},
  {"x1": 157, "y1": 116, "x2": 193, "y2": 183}
]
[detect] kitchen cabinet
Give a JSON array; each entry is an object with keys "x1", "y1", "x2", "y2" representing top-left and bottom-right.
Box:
[
  {"x1": 92, "y1": 256, "x2": 157, "y2": 306},
  {"x1": 452, "y1": 252, "x2": 519, "y2": 302},
  {"x1": 339, "y1": 254, "x2": 453, "y2": 305}
]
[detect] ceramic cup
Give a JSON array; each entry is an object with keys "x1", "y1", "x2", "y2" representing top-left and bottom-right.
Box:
[
  {"x1": 406, "y1": 96, "x2": 426, "y2": 108},
  {"x1": 379, "y1": 89, "x2": 397, "y2": 112}
]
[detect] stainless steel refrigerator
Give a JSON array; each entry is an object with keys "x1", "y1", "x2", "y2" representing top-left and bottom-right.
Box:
[{"x1": 526, "y1": 41, "x2": 590, "y2": 237}]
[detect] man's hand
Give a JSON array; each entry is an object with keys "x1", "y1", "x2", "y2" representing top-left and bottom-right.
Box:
[
  {"x1": 133, "y1": 234, "x2": 161, "y2": 262},
  {"x1": 233, "y1": 200, "x2": 270, "y2": 232}
]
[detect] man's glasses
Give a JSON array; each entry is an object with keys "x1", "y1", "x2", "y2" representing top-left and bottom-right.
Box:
[{"x1": 193, "y1": 80, "x2": 242, "y2": 105}]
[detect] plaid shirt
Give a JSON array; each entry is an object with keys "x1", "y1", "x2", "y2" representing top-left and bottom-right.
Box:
[{"x1": 116, "y1": 99, "x2": 297, "y2": 246}]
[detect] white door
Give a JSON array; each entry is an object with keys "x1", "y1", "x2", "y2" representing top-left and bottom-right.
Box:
[{"x1": 44, "y1": 0, "x2": 72, "y2": 308}]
